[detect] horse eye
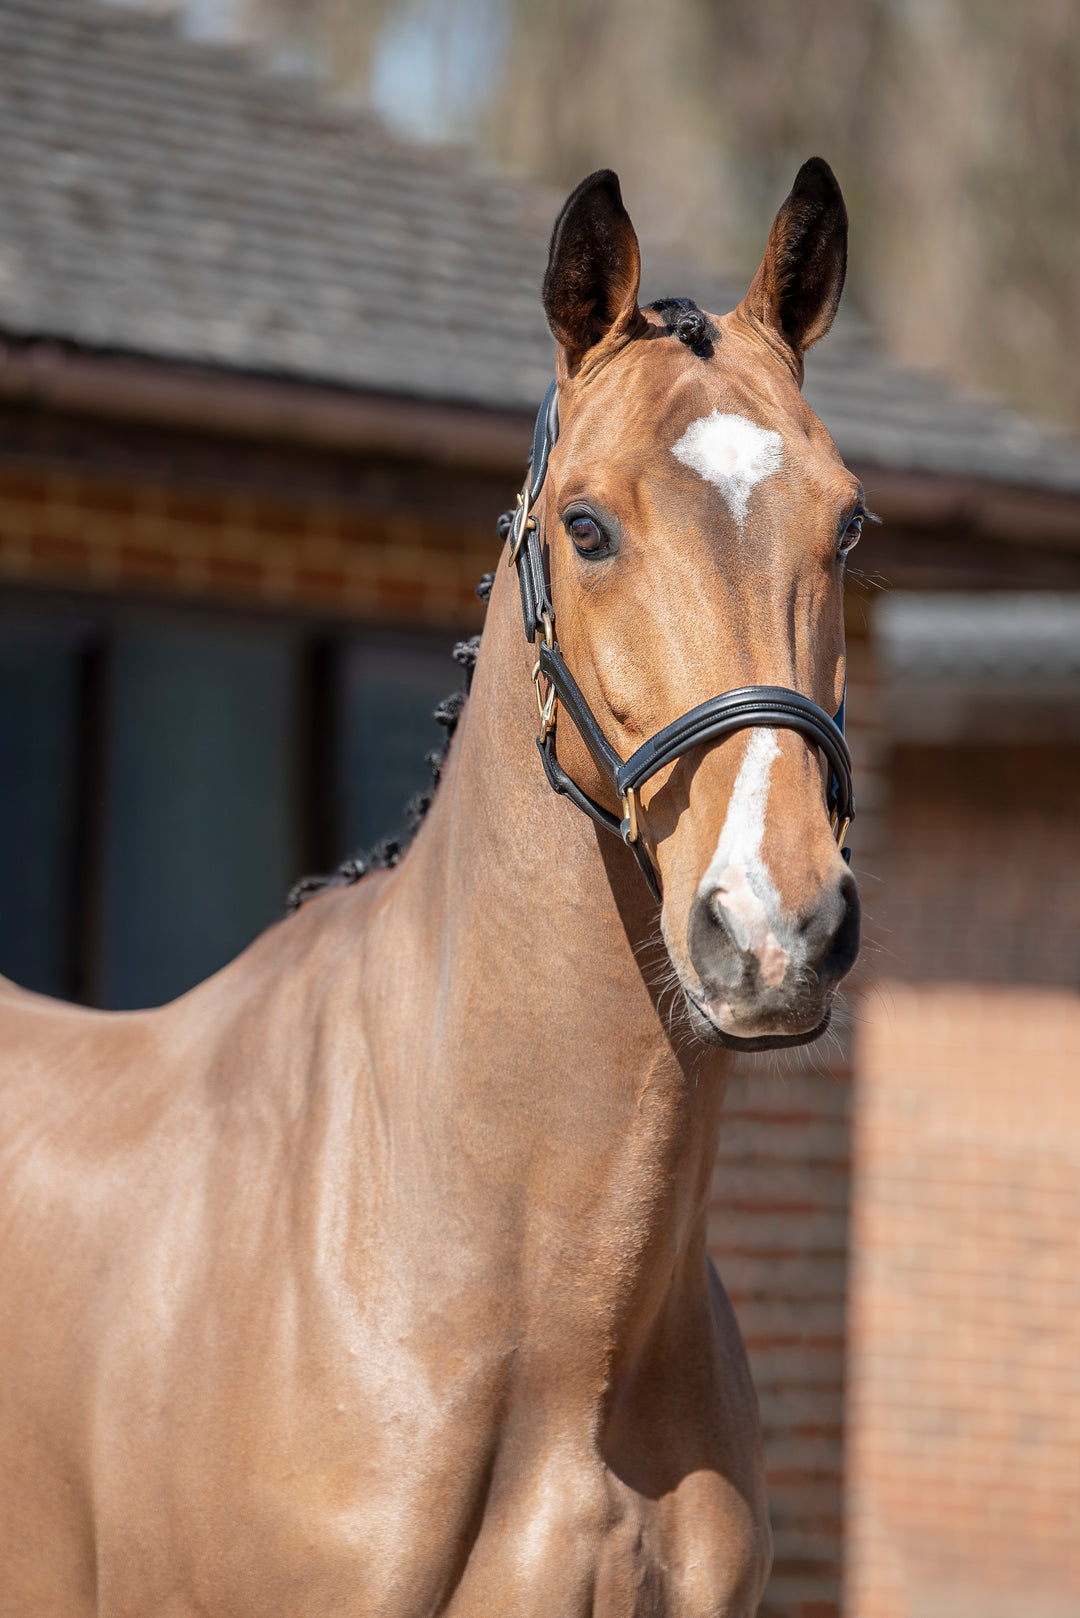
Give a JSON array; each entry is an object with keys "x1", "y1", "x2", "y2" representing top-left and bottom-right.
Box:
[
  {"x1": 839, "y1": 514, "x2": 863, "y2": 556},
  {"x1": 568, "y1": 514, "x2": 607, "y2": 556}
]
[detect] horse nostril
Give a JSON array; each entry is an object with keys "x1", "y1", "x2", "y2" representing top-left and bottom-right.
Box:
[
  {"x1": 688, "y1": 871, "x2": 793, "y2": 993},
  {"x1": 687, "y1": 885, "x2": 742, "y2": 988},
  {"x1": 821, "y1": 871, "x2": 860, "y2": 984}
]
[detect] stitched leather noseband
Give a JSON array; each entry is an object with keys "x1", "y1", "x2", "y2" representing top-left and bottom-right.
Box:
[{"x1": 509, "y1": 380, "x2": 855, "y2": 915}]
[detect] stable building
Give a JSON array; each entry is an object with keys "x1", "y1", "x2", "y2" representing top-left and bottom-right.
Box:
[{"x1": 2, "y1": 3, "x2": 1079, "y2": 1616}]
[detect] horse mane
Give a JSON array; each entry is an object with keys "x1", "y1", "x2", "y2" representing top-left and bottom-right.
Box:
[
  {"x1": 646, "y1": 297, "x2": 717, "y2": 359},
  {"x1": 286, "y1": 561, "x2": 500, "y2": 914}
]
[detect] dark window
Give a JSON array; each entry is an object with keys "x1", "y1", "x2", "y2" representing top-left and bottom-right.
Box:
[
  {"x1": 0, "y1": 610, "x2": 90, "y2": 998},
  {"x1": 97, "y1": 621, "x2": 299, "y2": 1010},
  {"x1": 337, "y1": 638, "x2": 451, "y2": 850},
  {"x1": 0, "y1": 596, "x2": 456, "y2": 1009}
]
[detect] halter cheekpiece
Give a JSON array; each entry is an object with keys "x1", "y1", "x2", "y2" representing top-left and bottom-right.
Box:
[{"x1": 510, "y1": 379, "x2": 855, "y2": 904}]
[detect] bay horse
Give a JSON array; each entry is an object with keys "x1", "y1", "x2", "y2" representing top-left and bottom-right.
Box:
[{"x1": 0, "y1": 159, "x2": 862, "y2": 1616}]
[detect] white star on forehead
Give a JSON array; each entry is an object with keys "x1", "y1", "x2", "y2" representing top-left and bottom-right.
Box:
[{"x1": 670, "y1": 411, "x2": 784, "y2": 524}]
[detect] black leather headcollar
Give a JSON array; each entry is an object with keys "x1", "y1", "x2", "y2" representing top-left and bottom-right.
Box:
[{"x1": 507, "y1": 379, "x2": 854, "y2": 1047}]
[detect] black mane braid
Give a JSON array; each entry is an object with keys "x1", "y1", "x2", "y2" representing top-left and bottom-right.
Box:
[
  {"x1": 646, "y1": 297, "x2": 718, "y2": 359},
  {"x1": 286, "y1": 580, "x2": 491, "y2": 913}
]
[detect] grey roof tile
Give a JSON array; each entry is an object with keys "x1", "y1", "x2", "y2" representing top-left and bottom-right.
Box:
[{"x1": 1, "y1": 0, "x2": 1079, "y2": 496}]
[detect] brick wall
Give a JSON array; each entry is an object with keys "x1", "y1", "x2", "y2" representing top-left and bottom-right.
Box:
[
  {"x1": 846, "y1": 985, "x2": 1080, "y2": 1618},
  {"x1": 878, "y1": 744, "x2": 1080, "y2": 987},
  {"x1": 0, "y1": 461, "x2": 496, "y2": 628},
  {"x1": 842, "y1": 731, "x2": 1080, "y2": 1618},
  {"x1": 710, "y1": 1056, "x2": 853, "y2": 1618}
]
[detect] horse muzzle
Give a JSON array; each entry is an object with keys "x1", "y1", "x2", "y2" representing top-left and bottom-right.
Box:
[{"x1": 683, "y1": 862, "x2": 860, "y2": 1051}]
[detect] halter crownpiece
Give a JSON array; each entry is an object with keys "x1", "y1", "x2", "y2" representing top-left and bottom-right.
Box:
[{"x1": 508, "y1": 379, "x2": 855, "y2": 908}]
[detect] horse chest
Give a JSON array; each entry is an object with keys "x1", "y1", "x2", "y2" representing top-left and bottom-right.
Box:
[
  {"x1": 87, "y1": 1320, "x2": 763, "y2": 1618},
  {"x1": 95, "y1": 1426, "x2": 760, "y2": 1618}
]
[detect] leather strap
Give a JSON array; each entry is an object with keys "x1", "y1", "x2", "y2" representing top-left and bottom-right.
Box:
[
  {"x1": 536, "y1": 730, "x2": 663, "y2": 903},
  {"x1": 536, "y1": 641, "x2": 622, "y2": 784},
  {"x1": 512, "y1": 379, "x2": 559, "y2": 641},
  {"x1": 528, "y1": 378, "x2": 560, "y2": 505},
  {"x1": 619, "y1": 685, "x2": 853, "y2": 824}
]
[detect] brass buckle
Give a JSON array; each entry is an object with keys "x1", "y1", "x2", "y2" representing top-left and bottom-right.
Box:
[
  {"x1": 508, "y1": 483, "x2": 536, "y2": 567},
  {"x1": 830, "y1": 810, "x2": 851, "y2": 851},
  {"x1": 620, "y1": 787, "x2": 639, "y2": 844},
  {"x1": 533, "y1": 665, "x2": 558, "y2": 742},
  {"x1": 531, "y1": 611, "x2": 558, "y2": 742}
]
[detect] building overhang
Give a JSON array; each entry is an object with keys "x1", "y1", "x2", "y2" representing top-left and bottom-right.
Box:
[
  {"x1": 2, "y1": 336, "x2": 1080, "y2": 555},
  {"x1": 0, "y1": 338, "x2": 534, "y2": 477}
]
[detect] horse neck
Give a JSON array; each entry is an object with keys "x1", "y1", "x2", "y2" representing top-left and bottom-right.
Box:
[{"x1": 379, "y1": 561, "x2": 729, "y2": 1320}]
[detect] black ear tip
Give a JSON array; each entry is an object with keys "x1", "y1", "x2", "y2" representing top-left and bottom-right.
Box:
[
  {"x1": 564, "y1": 168, "x2": 624, "y2": 213},
  {"x1": 792, "y1": 156, "x2": 844, "y2": 208}
]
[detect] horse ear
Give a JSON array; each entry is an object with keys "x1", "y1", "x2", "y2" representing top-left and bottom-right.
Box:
[
  {"x1": 543, "y1": 170, "x2": 642, "y2": 367},
  {"x1": 740, "y1": 157, "x2": 847, "y2": 359}
]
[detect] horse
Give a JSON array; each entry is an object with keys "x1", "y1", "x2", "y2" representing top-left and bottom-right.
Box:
[{"x1": 0, "y1": 158, "x2": 861, "y2": 1616}]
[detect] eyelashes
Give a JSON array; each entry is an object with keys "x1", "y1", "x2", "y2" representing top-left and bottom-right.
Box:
[
  {"x1": 565, "y1": 510, "x2": 618, "y2": 558},
  {"x1": 838, "y1": 513, "x2": 863, "y2": 556}
]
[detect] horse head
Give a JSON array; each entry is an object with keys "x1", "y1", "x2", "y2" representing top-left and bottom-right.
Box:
[{"x1": 528, "y1": 159, "x2": 862, "y2": 1051}]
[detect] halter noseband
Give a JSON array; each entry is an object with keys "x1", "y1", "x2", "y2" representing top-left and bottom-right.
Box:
[{"x1": 509, "y1": 379, "x2": 855, "y2": 907}]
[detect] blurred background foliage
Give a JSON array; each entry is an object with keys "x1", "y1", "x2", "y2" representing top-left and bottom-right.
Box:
[{"x1": 146, "y1": 0, "x2": 1079, "y2": 433}]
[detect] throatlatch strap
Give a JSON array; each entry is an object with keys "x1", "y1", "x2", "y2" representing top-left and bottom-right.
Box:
[
  {"x1": 528, "y1": 379, "x2": 560, "y2": 506},
  {"x1": 512, "y1": 379, "x2": 559, "y2": 640},
  {"x1": 536, "y1": 731, "x2": 663, "y2": 903}
]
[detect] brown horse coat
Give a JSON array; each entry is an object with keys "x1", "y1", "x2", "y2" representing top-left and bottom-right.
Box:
[{"x1": 0, "y1": 160, "x2": 860, "y2": 1616}]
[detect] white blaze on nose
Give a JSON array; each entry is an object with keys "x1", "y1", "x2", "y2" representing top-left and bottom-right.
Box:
[
  {"x1": 699, "y1": 727, "x2": 790, "y2": 988},
  {"x1": 671, "y1": 411, "x2": 783, "y2": 525}
]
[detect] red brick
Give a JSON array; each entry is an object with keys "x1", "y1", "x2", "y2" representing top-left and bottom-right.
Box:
[
  {"x1": 162, "y1": 488, "x2": 234, "y2": 527},
  {"x1": 335, "y1": 510, "x2": 390, "y2": 547},
  {"x1": 376, "y1": 575, "x2": 426, "y2": 611},
  {"x1": 30, "y1": 530, "x2": 90, "y2": 565},
  {"x1": 206, "y1": 554, "x2": 266, "y2": 590},
  {"x1": 249, "y1": 499, "x2": 307, "y2": 537},
  {"x1": 117, "y1": 544, "x2": 178, "y2": 581},
  {"x1": 0, "y1": 468, "x2": 51, "y2": 502},
  {"x1": 72, "y1": 481, "x2": 140, "y2": 516},
  {"x1": 293, "y1": 564, "x2": 349, "y2": 598}
]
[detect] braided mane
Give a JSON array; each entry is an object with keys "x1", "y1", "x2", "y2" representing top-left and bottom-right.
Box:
[{"x1": 286, "y1": 566, "x2": 498, "y2": 913}]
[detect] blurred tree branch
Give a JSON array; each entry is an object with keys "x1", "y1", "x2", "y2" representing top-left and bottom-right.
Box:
[{"x1": 179, "y1": 0, "x2": 1080, "y2": 432}]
